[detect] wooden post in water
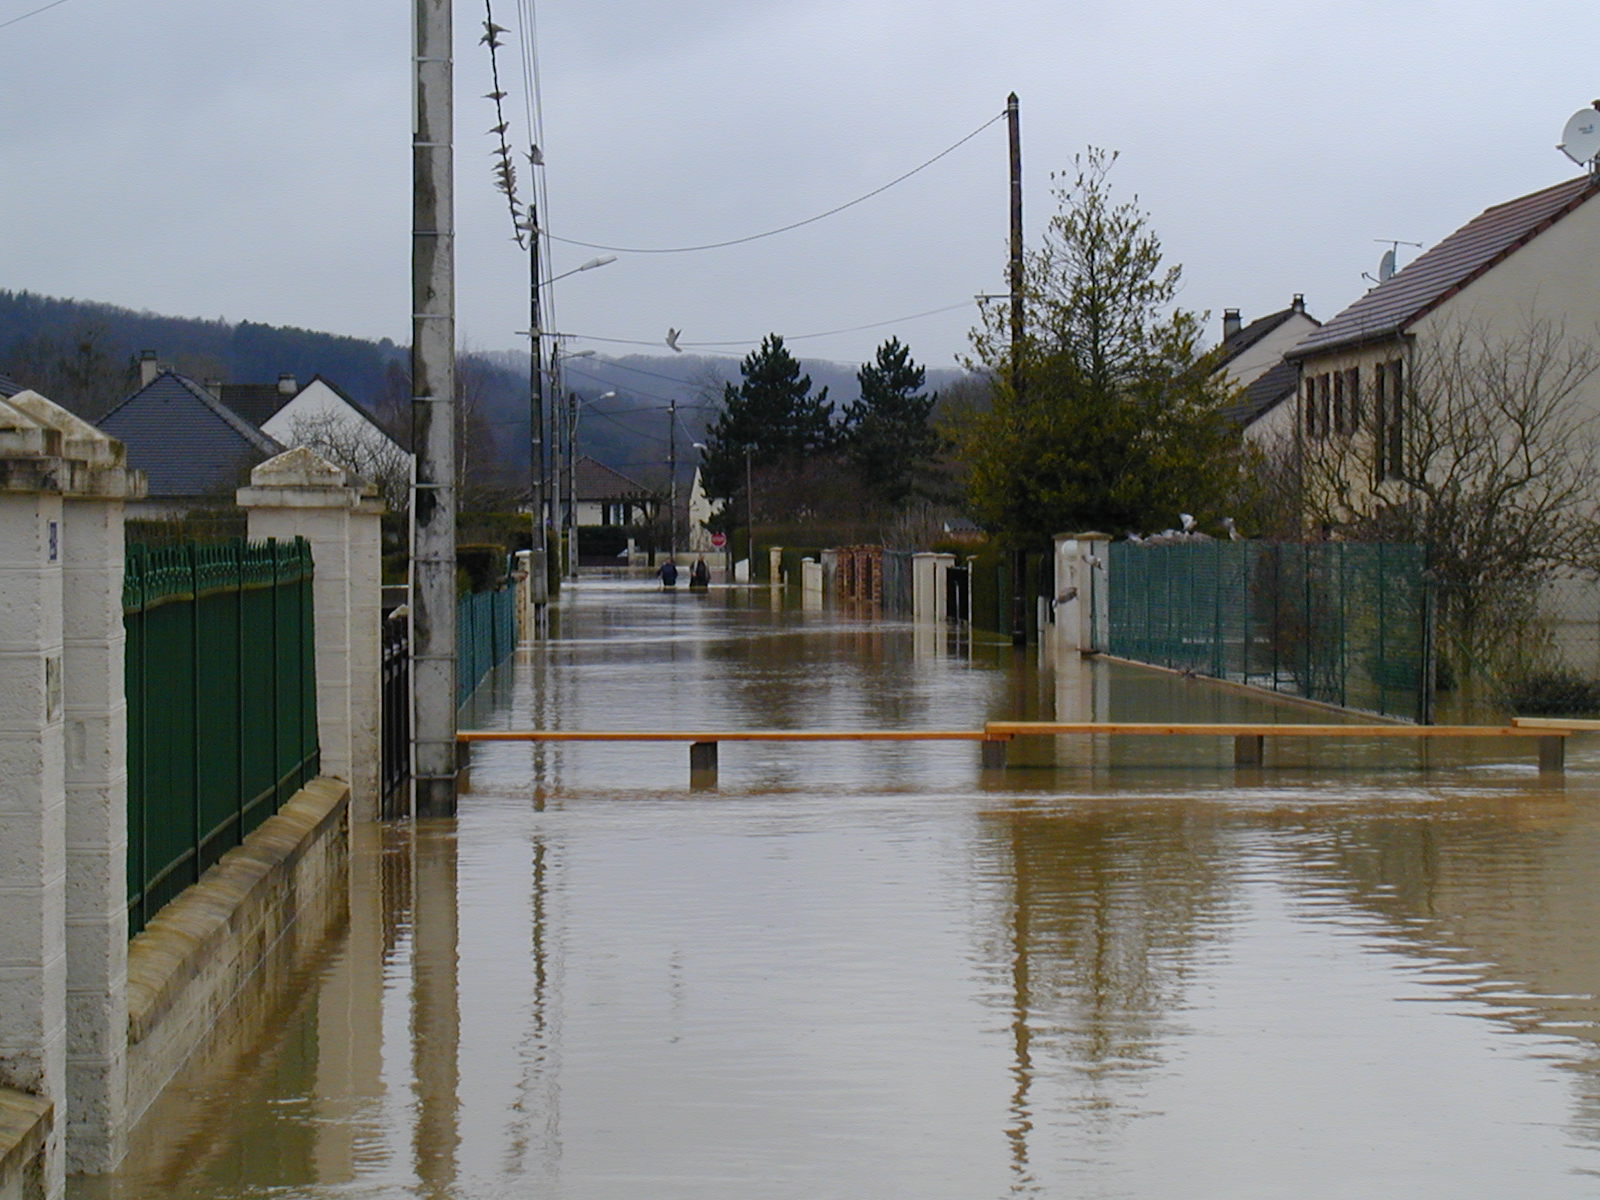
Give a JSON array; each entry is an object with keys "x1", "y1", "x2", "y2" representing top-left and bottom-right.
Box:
[{"x1": 690, "y1": 740, "x2": 719, "y2": 788}]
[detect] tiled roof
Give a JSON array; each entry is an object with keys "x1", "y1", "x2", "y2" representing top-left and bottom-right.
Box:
[
  {"x1": 0, "y1": 371, "x2": 22, "y2": 398},
  {"x1": 1215, "y1": 307, "x2": 1301, "y2": 368},
  {"x1": 1219, "y1": 358, "x2": 1298, "y2": 428},
  {"x1": 574, "y1": 454, "x2": 652, "y2": 501},
  {"x1": 97, "y1": 371, "x2": 282, "y2": 499},
  {"x1": 214, "y1": 383, "x2": 291, "y2": 427},
  {"x1": 1293, "y1": 175, "x2": 1600, "y2": 357}
]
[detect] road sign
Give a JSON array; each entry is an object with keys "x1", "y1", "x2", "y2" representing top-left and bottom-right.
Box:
[{"x1": 710, "y1": 532, "x2": 727, "y2": 550}]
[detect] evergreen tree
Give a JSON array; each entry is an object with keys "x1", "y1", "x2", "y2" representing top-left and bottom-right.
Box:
[
  {"x1": 841, "y1": 337, "x2": 941, "y2": 509},
  {"x1": 699, "y1": 334, "x2": 834, "y2": 507},
  {"x1": 956, "y1": 149, "x2": 1247, "y2": 544}
]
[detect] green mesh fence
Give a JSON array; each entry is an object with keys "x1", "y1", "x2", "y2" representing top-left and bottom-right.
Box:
[
  {"x1": 1108, "y1": 541, "x2": 1430, "y2": 721},
  {"x1": 458, "y1": 580, "x2": 517, "y2": 706},
  {"x1": 124, "y1": 538, "x2": 318, "y2": 937}
]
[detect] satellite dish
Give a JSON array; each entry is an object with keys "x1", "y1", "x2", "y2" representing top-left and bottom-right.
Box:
[
  {"x1": 1558, "y1": 105, "x2": 1600, "y2": 166},
  {"x1": 1378, "y1": 248, "x2": 1396, "y2": 281}
]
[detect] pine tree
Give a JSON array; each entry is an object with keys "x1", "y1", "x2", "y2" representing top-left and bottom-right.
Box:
[
  {"x1": 841, "y1": 338, "x2": 941, "y2": 509},
  {"x1": 699, "y1": 334, "x2": 834, "y2": 507},
  {"x1": 957, "y1": 148, "x2": 1247, "y2": 544}
]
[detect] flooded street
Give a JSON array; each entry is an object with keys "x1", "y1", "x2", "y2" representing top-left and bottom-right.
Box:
[{"x1": 80, "y1": 581, "x2": 1600, "y2": 1198}]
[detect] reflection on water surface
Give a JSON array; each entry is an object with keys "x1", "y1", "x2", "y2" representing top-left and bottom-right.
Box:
[{"x1": 76, "y1": 582, "x2": 1600, "y2": 1198}]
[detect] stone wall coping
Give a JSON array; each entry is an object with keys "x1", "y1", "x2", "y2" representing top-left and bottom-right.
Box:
[
  {"x1": 124, "y1": 777, "x2": 350, "y2": 1045},
  {"x1": 0, "y1": 1087, "x2": 50, "y2": 1185}
]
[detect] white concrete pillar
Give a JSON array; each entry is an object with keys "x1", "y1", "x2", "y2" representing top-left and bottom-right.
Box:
[
  {"x1": 931, "y1": 553, "x2": 955, "y2": 623},
  {"x1": 512, "y1": 550, "x2": 534, "y2": 641},
  {"x1": 912, "y1": 553, "x2": 935, "y2": 621},
  {"x1": 4, "y1": 392, "x2": 147, "y2": 1179},
  {"x1": 0, "y1": 401, "x2": 70, "y2": 1199},
  {"x1": 239, "y1": 448, "x2": 386, "y2": 822},
  {"x1": 1052, "y1": 532, "x2": 1111, "y2": 655}
]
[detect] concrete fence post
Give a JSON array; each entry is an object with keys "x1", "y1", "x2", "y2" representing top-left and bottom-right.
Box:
[
  {"x1": 1053, "y1": 532, "x2": 1111, "y2": 655},
  {"x1": 239, "y1": 448, "x2": 386, "y2": 822},
  {"x1": 932, "y1": 553, "x2": 955, "y2": 622},
  {"x1": 0, "y1": 392, "x2": 145, "y2": 1193},
  {"x1": 0, "y1": 401, "x2": 69, "y2": 1199}
]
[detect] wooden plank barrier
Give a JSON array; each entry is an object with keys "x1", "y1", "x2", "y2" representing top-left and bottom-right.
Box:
[
  {"x1": 986, "y1": 722, "x2": 1573, "y2": 774},
  {"x1": 457, "y1": 721, "x2": 1582, "y2": 784}
]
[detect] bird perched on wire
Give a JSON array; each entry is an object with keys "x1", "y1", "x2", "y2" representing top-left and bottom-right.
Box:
[
  {"x1": 665, "y1": 328, "x2": 682, "y2": 353},
  {"x1": 480, "y1": 20, "x2": 507, "y2": 47}
]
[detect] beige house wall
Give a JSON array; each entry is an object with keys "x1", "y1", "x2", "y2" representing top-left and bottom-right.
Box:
[{"x1": 1218, "y1": 311, "x2": 1320, "y2": 391}]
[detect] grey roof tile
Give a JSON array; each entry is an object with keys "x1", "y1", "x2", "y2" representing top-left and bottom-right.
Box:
[
  {"x1": 574, "y1": 455, "x2": 652, "y2": 501},
  {"x1": 1293, "y1": 175, "x2": 1600, "y2": 357},
  {"x1": 1219, "y1": 359, "x2": 1298, "y2": 427},
  {"x1": 97, "y1": 371, "x2": 282, "y2": 499},
  {"x1": 0, "y1": 371, "x2": 22, "y2": 398}
]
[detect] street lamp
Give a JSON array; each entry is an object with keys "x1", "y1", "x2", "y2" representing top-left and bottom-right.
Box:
[{"x1": 520, "y1": 236, "x2": 616, "y2": 618}]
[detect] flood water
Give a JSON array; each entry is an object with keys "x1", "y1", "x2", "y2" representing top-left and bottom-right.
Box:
[{"x1": 78, "y1": 580, "x2": 1600, "y2": 1198}]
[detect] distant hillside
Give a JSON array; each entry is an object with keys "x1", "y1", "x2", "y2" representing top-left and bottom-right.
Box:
[{"x1": 0, "y1": 290, "x2": 973, "y2": 491}]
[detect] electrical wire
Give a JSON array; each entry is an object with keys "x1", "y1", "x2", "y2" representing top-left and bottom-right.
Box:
[
  {"x1": 548, "y1": 299, "x2": 976, "y2": 353},
  {"x1": 546, "y1": 111, "x2": 1005, "y2": 254},
  {"x1": 0, "y1": 0, "x2": 72, "y2": 31}
]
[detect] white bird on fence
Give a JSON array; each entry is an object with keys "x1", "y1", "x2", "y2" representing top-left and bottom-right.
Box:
[
  {"x1": 1179, "y1": 512, "x2": 1197, "y2": 533},
  {"x1": 1222, "y1": 516, "x2": 1241, "y2": 541}
]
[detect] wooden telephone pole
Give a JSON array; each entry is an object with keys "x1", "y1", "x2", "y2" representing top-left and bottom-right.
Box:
[{"x1": 1007, "y1": 92, "x2": 1028, "y2": 648}]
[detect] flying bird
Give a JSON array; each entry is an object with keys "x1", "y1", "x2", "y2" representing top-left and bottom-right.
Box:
[
  {"x1": 1179, "y1": 513, "x2": 1197, "y2": 533},
  {"x1": 665, "y1": 328, "x2": 682, "y2": 353}
]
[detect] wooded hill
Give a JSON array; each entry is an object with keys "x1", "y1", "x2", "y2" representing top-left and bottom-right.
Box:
[{"x1": 0, "y1": 289, "x2": 968, "y2": 490}]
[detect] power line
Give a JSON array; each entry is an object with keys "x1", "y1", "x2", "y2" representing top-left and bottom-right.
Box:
[
  {"x1": 0, "y1": 0, "x2": 72, "y2": 32},
  {"x1": 550, "y1": 299, "x2": 976, "y2": 354},
  {"x1": 546, "y1": 111, "x2": 1005, "y2": 255}
]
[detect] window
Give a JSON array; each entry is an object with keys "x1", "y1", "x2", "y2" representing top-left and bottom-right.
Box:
[
  {"x1": 1332, "y1": 370, "x2": 1345, "y2": 435},
  {"x1": 1373, "y1": 359, "x2": 1404, "y2": 481},
  {"x1": 1344, "y1": 368, "x2": 1361, "y2": 432}
]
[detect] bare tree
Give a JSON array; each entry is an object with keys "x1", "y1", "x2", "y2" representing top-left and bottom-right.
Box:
[
  {"x1": 1301, "y1": 316, "x2": 1600, "y2": 679},
  {"x1": 285, "y1": 409, "x2": 412, "y2": 515}
]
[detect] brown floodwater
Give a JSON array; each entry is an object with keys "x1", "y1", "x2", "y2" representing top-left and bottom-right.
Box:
[{"x1": 76, "y1": 579, "x2": 1600, "y2": 1198}]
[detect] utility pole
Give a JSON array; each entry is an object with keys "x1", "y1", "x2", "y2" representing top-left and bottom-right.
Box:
[
  {"x1": 668, "y1": 397, "x2": 678, "y2": 555},
  {"x1": 1006, "y1": 90, "x2": 1028, "y2": 648},
  {"x1": 411, "y1": 0, "x2": 458, "y2": 817},
  {"x1": 548, "y1": 343, "x2": 563, "y2": 578},
  {"x1": 567, "y1": 389, "x2": 580, "y2": 576},
  {"x1": 527, "y1": 201, "x2": 549, "y2": 616}
]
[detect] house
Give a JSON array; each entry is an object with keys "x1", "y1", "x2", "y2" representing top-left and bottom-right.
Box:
[
  {"x1": 570, "y1": 455, "x2": 656, "y2": 527},
  {"x1": 686, "y1": 465, "x2": 724, "y2": 552},
  {"x1": 1211, "y1": 295, "x2": 1320, "y2": 444},
  {"x1": 1288, "y1": 173, "x2": 1600, "y2": 506},
  {"x1": 255, "y1": 375, "x2": 410, "y2": 511},
  {"x1": 99, "y1": 355, "x2": 409, "y2": 516},
  {"x1": 98, "y1": 363, "x2": 283, "y2": 516}
]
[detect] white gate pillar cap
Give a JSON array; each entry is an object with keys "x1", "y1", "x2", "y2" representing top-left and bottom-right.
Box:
[{"x1": 237, "y1": 446, "x2": 383, "y2": 513}]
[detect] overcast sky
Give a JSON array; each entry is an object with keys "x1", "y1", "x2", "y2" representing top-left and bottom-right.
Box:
[{"x1": 4, "y1": 0, "x2": 1596, "y2": 374}]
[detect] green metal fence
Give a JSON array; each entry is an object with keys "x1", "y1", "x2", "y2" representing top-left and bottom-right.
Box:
[
  {"x1": 1108, "y1": 541, "x2": 1430, "y2": 721},
  {"x1": 458, "y1": 581, "x2": 517, "y2": 705},
  {"x1": 124, "y1": 538, "x2": 319, "y2": 937}
]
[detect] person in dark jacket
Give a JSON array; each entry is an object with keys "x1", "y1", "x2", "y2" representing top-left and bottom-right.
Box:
[
  {"x1": 690, "y1": 557, "x2": 711, "y2": 588},
  {"x1": 658, "y1": 558, "x2": 678, "y2": 587}
]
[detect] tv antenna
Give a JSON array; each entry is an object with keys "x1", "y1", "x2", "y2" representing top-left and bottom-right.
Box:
[
  {"x1": 1363, "y1": 238, "x2": 1421, "y2": 285},
  {"x1": 1558, "y1": 102, "x2": 1600, "y2": 174}
]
